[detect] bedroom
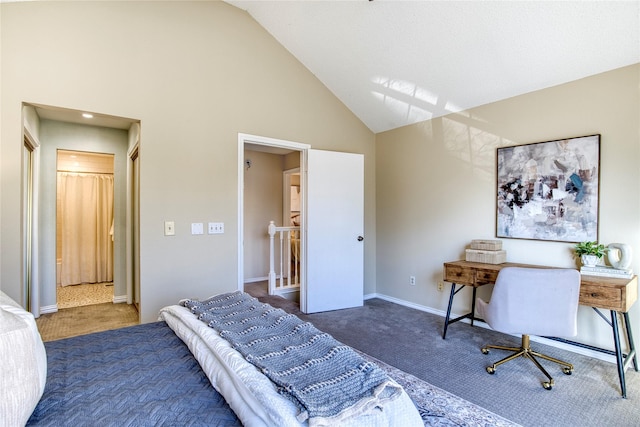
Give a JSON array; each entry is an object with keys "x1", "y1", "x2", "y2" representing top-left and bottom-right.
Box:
[{"x1": 1, "y1": 0, "x2": 639, "y2": 425}]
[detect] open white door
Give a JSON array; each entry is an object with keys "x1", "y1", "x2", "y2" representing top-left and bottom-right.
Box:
[{"x1": 304, "y1": 149, "x2": 364, "y2": 313}]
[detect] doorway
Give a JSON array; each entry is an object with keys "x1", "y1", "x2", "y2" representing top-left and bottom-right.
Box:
[
  {"x1": 237, "y1": 133, "x2": 365, "y2": 314},
  {"x1": 56, "y1": 150, "x2": 115, "y2": 309},
  {"x1": 237, "y1": 133, "x2": 309, "y2": 307},
  {"x1": 22, "y1": 103, "x2": 140, "y2": 330}
]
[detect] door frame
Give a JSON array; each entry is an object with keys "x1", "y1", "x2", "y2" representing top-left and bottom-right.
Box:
[
  {"x1": 282, "y1": 168, "x2": 300, "y2": 227},
  {"x1": 22, "y1": 123, "x2": 41, "y2": 316},
  {"x1": 127, "y1": 141, "x2": 140, "y2": 307},
  {"x1": 237, "y1": 133, "x2": 310, "y2": 310}
]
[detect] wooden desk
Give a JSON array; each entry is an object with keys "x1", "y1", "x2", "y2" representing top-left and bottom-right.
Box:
[{"x1": 442, "y1": 260, "x2": 638, "y2": 398}]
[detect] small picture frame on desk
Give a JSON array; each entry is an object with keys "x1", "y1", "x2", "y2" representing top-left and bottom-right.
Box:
[{"x1": 496, "y1": 134, "x2": 600, "y2": 243}]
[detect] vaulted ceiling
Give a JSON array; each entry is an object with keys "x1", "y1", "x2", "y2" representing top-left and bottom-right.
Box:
[{"x1": 227, "y1": 1, "x2": 640, "y2": 133}]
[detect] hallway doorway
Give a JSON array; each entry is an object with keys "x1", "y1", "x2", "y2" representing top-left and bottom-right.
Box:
[
  {"x1": 56, "y1": 150, "x2": 115, "y2": 309},
  {"x1": 238, "y1": 134, "x2": 308, "y2": 304},
  {"x1": 22, "y1": 103, "x2": 140, "y2": 328}
]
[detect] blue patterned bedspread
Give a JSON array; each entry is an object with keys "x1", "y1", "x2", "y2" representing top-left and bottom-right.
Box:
[{"x1": 27, "y1": 322, "x2": 240, "y2": 426}]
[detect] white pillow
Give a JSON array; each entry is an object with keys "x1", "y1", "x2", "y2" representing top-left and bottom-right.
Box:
[{"x1": 0, "y1": 291, "x2": 47, "y2": 427}]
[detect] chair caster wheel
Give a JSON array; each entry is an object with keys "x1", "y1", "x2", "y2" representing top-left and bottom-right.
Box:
[
  {"x1": 481, "y1": 348, "x2": 489, "y2": 355},
  {"x1": 562, "y1": 367, "x2": 573, "y2": 375},
  {"x1": 486, "y1": 366, "x2": 496, "y2": 375},
  {"x1": 542, "y1": 381, "x2": 553, "y2": 390}
]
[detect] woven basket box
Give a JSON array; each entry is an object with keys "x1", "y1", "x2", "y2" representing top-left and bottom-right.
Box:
[
  {"x1": 470, "y1": 239, "x2": 502, "y2": 251},
  {"x1": 465, "y1": 249, "x2": 506, "y2": 264}
]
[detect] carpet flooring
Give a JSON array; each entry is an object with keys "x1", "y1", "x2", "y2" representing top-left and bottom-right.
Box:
[
  {"x1": 35, "y1": 282, "x2": 640, "y2": 425},
  {"x1": 246, "y1": 283, "x2": 640, "y2": 427},
  {"x1": 56, "y1": 282, "x2": 114, "y2": 309}
]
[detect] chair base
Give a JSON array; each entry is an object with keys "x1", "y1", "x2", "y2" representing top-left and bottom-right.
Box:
[{"x1": 481, "y1": 334, "x2": 574, "y2": 390}]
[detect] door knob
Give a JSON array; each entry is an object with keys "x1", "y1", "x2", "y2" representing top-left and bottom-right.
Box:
[{"x1": 357, "y1": 236, "x2": 364, "y2": 241}]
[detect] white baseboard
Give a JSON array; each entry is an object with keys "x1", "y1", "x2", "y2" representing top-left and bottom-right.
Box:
[
  {"x1": 244, "y1": 276, "x2": 268, "y2": 283},
  {"x1": 369, "y1": 292, "x2": 617, "y2": 365},
  {"x1": 41, "y1": 295, "x2": 128, "y2": 313},
  {"x1": 40, "y1": 304, "x2": 58, "y2": 314}
]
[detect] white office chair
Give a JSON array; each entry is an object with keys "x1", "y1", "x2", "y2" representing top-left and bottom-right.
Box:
[{"x1": 476, "y1": 267, "x2": 581, "y2": 390}]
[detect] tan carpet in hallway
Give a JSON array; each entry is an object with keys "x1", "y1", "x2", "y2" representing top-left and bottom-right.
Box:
[
  {"x1": 36, "y1": 303, "x2": 139, "y2": 342},
  {"x1": 56, "y1": 282, "x2": 114, "y2": 309}
]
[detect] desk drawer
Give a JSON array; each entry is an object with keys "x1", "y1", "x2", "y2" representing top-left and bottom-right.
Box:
[
  {"x1": 475, "y1": 269, "x2": 499, "y2": 286},
  {"x1": 444, "y1": 264, "x2": 474, "y2": 285},
  {"x1": 580, "y1": 284, "x2": 622, "y2": 311}
]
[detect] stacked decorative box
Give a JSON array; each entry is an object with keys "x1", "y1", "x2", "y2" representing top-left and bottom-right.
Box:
[{"x1": 465, "y1": 239, "x2": 506, "y2": 264}]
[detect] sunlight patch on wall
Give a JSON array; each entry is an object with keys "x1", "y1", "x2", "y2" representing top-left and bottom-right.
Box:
[
  {"x1": 442, "y1": 115, "x2": 513, "y2": 182},
  {"x1": 371, "y1": 74, "x2": 515, "y2": 183}
]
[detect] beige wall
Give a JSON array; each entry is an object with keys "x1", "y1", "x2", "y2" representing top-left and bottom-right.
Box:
[
  {"x1": 1, "y1": 1, "x2": 375, "y2": 322},
  {"x1": 243, "y1": 149, "x2": 285, "y2": 280},
  {"x1": 376, "y1": 64, "x2": 640, "y2": 350}
]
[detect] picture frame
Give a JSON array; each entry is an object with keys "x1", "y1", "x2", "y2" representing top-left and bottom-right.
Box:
[{"x1": 496, "y1": 134, "x2": 600, "y2": 243}]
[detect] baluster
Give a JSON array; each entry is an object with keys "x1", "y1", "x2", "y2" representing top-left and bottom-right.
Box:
[
  {"x1": 268, "y1": 221, "x2": 276, "y2": 294},
  {"x1": 279, "y1": 229, "x2": 284, "y2": 290},
  {"x1": 293, "y1": 230, "x2": 299, "y2": 285},
  {"x1": 267, "y1": 222, "x2": 301, "y2": 295},
  {"x1": 286, "y1": 230, "x2": 292, "y2": 287}
]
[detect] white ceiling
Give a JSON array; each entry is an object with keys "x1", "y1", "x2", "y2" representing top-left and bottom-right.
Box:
[{"x1": 227, "y1": 0, "x2": 640, "y2": 133}]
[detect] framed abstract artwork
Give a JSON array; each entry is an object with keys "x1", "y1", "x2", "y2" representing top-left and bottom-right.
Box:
[{"x1": 496, "y1": 134, "x2": 600, "y2": 243}]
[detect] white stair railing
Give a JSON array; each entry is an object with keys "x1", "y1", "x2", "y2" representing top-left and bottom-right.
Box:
[{"x1": 268, "y1": 220, "x2": 300, "y2": 295}]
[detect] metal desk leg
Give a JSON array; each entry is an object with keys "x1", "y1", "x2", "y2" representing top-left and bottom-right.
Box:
[
  {"x1": 610, "y1": 310, "x2": 627, "y2": 398},
  {"x1": 470, "y1": 287, "x2": 477, "y2": 327},
  {"x1": 623, "y1": 312, "x2": 638, "y2": 372},
  {"x1": 442, "y1": 283, "x2": 457, "y2": 339}
]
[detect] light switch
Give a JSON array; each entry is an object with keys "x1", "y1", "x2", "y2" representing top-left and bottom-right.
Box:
[
  {"x1": 208, "y1": 222, "x2": 224, "y2": 234},
  {"x1": 191, "y1": 223, "x2": 204, "y2": 235},
  {"x1": 164, "y1": 221, "x2": 175, "y2": 236}
]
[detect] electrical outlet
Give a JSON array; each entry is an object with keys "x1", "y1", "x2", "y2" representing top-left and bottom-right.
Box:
[
  {"x1": 437, "y1": 282, "x2": 444, "y2": 291},
  {"x1": 410, "y1": 276, "x2": 416, "y2": 286}
]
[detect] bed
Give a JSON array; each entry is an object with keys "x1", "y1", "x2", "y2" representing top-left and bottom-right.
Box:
[
  {"x1": 158, "y1": 292, "x2": 422, "y2": 426},
  {"x1": 1, "y1": 290, "x2": 519, "y2": 427}
]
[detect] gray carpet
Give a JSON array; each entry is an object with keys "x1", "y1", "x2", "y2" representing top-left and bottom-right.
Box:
[{"x1": 249, "y1": 287, "x2": 640, "y2": 427}]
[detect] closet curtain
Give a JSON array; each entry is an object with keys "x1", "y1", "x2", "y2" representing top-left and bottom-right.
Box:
[{"x1": 58, "y1": 172, "x2": 114, "y2": 286}]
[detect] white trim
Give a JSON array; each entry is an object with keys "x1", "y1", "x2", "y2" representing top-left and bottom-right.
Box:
[
  {"x1": 126, "y1": 142, "x2": 139, "y2": 305},
  {"x1": 239, "y1": 133, "x2": 310, "y2": 152},
  {"x1": 283, "y1": 167, "x2": 300, "y2": 226},
  {"x1": 23, "y1": 126, "x2": 41, "y2": 150},
  {"x1": 244, "y1": 276, "x2": 269, "y2": 283},
  {"x1": 369, "y1": 292, "x2": 618, "y2": 365},
  {"x1": 40, "y1": 304, "x2": 58, "y2": 314},
  {"x1": 237, "y1": 135, "x2": 244, "y2": 292},
  {"x1": 113, "y1": 295, "x2": 128, "y2": 304},
  {"x1": 23, "y1": 121, "x2": 41, "y2": 317}
]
